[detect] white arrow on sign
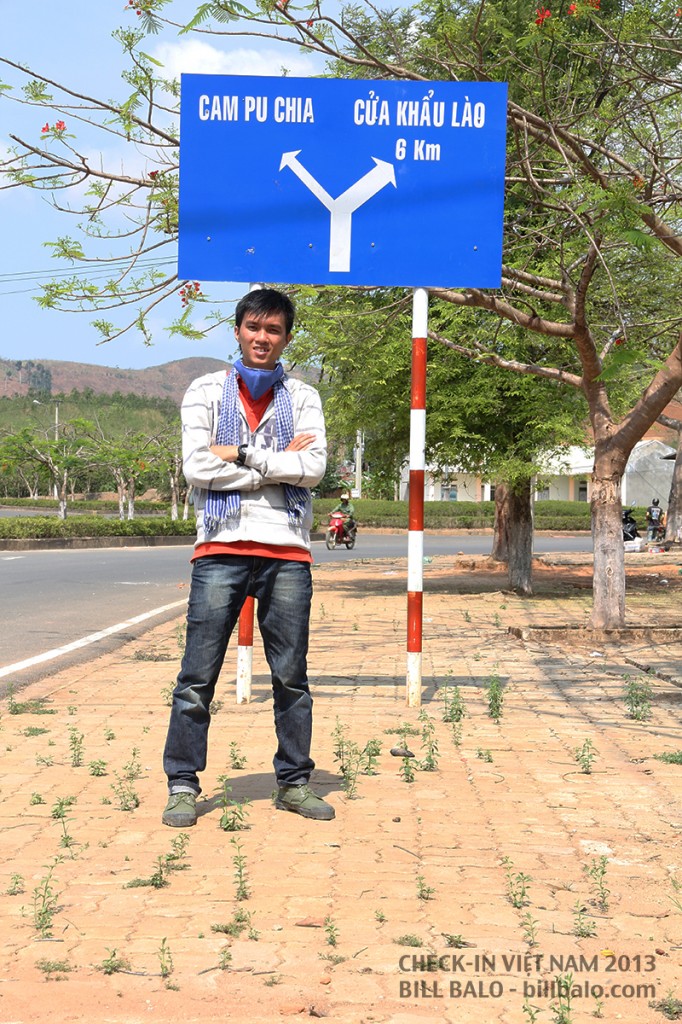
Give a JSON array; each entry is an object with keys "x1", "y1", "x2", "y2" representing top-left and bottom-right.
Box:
[{"x1": 280, "y1": 150, "x2": 397, "y2": 273}]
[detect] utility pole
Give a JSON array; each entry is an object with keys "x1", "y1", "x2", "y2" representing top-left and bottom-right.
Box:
[{"x1": 354, "y1": 429, "x2": 363, "y2": 498}]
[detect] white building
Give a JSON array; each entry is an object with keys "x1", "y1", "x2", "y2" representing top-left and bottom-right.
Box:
[{"x1": 399, "y1": 439, "x2": 676, "y2": 507}]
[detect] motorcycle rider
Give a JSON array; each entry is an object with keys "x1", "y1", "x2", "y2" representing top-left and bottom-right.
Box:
[
  {"x1": 331, "y1": 491, "x2": 357, "y2": 539},
  {"x1": 646, "y1": 497, "x2": 664, "y2": 541}
]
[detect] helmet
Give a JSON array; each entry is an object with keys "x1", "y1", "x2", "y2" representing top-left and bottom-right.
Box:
[{"x1": 652, "y1": 498, "x2": 660, "y2": 506}]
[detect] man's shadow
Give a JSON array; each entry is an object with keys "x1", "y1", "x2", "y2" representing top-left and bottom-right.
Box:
[{"x1": 197, "y1": 768, "x2": 342, "y2": 819}]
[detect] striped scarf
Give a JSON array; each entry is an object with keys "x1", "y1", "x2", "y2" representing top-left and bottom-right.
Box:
[{"x1": 203, "y1": 368, "x2": 308, "y2": 535}]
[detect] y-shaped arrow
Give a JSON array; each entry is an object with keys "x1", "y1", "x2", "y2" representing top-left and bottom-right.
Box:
[{"x1": 280, "y1": 150, "x2": 397, "y2": 273}]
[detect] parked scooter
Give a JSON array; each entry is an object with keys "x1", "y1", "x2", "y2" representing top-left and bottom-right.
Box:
[
  {"x1": 325, "y1": 511, "x2": 357, "y2": 550},
  {"x1": 622, "y1": 506, "x2": 640, "y2": 542}
]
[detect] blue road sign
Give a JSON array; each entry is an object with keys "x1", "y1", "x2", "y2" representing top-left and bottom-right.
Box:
[{"x1": 178, "y1": 76, "x2": 507, "y2": 289}]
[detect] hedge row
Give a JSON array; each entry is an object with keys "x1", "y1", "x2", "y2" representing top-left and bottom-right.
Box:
[
  {"x1": 0, "y1": 515, "x2": 196, "y2": 539},
  {"x1": 314, "y1": 498, "x2": 596, "y2": 531},
  {"x1": 0, "y1": 496, "x2": 163, "y2": 513},
  {"x1": 0, "y1": 499, "x2": 635, "y2": 539}
]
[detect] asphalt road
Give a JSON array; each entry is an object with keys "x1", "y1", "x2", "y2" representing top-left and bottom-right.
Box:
[{"x1": 0, "y1": 532, "x2": 592, "y2": 687}]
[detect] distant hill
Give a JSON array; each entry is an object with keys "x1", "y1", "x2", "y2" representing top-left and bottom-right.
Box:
[{"x1": 0, "y1": 356, "x2": 319, "y2": 407}]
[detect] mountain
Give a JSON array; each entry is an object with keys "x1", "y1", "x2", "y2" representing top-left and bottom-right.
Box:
[
  {"x1": 0, "y1": 356, "x2": 231, "y2": 406},
  {"x1": 0, "y1": 356, "x2": 321, "y2": 408}
]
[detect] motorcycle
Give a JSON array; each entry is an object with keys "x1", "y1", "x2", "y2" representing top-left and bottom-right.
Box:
[
  {"x1": 325, "y1": 511, "x2": 357, "y2": 550},
  {"x1": 622, "y1": 506, "x2": 640, "y2": 542}
]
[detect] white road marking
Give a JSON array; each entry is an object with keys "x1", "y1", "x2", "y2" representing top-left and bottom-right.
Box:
[
  {"x1": 0, "y1": 599, "x2": 188, "y2": 679},
  {"x1": 2, "y1": 556, "x2": 24, "y2": 561}
]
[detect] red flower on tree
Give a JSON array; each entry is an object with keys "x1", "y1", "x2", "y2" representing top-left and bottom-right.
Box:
[
  {"x1": 41, "y1": 123, "x2": 49, "y2": 134},
  {"x1": 55, "y1": 120, "x2": 66, "y2": 132},
  {"x1": 535, "y1": 6, "x2": 551, "y2": 25}
]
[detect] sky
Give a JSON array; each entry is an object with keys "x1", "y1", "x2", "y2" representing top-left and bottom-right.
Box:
[{"x1": 0, "y1": 1, "x2": 323, "y2": 370}]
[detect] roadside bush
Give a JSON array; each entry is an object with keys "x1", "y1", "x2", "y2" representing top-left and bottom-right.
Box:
[
  {"x1": 0, "y1": 499, "x2": 602, "y2": 539},
  {"x1": 313, "y1": 499, "x2": 594, "y2": 531},
  {"x1": 0, "y1": 516, "x2": 196, "y2": 539},
  {"x1": 0, "y1": 496, "x2": 166, "y2": 513}
]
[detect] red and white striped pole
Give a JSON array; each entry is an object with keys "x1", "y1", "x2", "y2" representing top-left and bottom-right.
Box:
[
  {"x1": 407, "y1": 287, "x2": 428, "y2": 706},
  {"x1": 234, "y1": 281, "x2": 264, "y2": 705},
  {"x1": 236, "y1": 595, "x2": 255, "y2": 704}
]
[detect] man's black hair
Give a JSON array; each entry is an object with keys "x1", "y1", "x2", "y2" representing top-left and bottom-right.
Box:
[{"x1": 234, "y1": 288, "x2": 296, "y2": 335}]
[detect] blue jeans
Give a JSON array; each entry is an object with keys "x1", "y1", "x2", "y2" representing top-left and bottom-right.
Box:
[{"x1": 163, "y1": 555, "x2": 314, "y2": 793}]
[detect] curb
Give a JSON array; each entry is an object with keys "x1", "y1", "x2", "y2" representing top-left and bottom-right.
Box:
[{"x1": 0, "y1": 531, "x2": 329, "y2": 551}]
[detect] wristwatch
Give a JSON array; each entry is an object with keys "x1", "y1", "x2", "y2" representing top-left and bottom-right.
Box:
[{"x1": 234, "y1": 443, "x2": 248, "y2": 467}]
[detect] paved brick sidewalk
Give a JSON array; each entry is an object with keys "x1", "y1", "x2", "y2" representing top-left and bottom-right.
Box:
[{"x1": 1, "y1": 554, "x2": 682, "y2": 1023}]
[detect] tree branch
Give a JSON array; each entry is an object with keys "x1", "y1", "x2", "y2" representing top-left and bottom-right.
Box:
[{"x1": 428, "y1": 329, "x2": 583, "y2": 388}]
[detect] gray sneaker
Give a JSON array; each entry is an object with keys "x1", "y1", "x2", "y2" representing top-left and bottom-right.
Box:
[
  {"x1": 162, "y1": 791, "x2": 197, "y2": 827},
  {"x1": 274, "y1": 784, "x2": 335, "y2": 821}
]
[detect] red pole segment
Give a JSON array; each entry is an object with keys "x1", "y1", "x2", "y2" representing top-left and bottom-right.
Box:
[{"x1": 407, "y1": 288, "x2": 428, "y2": 706}]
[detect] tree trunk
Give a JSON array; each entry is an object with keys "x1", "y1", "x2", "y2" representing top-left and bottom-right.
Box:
[
  {"x1": 666, "y1": 430, "x2": 682, "y2": 544},
  {"x1": 183, "y1": 484, "x2": 193, "y2": 521},
  {"x1": 491, "y1": 483, "x2": 509, "y2": 563},
  {"x1": 169, "y1": 470, "x2": 179, "y2": 521},
  {"x1": 507, "y1": 480, "x2": 533, "y2": 595},
  {"x1": 57, "y1": 471, "x2": 68, "y2": 520},
  {"x1": 127, "y1": 477, "x2": 136, "y2": 520},
  {"x1": 590, "y1": 462, "x2": 625, "y2": 628}
]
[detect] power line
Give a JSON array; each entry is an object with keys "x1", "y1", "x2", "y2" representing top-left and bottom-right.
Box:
[
  {"x1": 0, "y1": 256, "x2": 177, "y2": 284},
  {"x1": 0, "y1": 257, "x2": 178, "y2": 297}
]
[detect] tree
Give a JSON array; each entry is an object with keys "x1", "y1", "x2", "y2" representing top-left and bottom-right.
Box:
[
  {"x1": 80, "y1": 423, "x2": 160, "y2": 519},
  {"x1": 150, "y1": 422, "x2": 184, "y2": 520},
  {"x1": 0, "y1": 424, "x2": 88, "y2": 517},
  {"x1": 2, "y1": 0, "x2": 681, "y2": 626},
  {"x1": 293, "y1": 288, "x2": 584, "y2": 593}
]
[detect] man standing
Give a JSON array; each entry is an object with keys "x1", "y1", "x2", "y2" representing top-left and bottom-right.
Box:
[
  {"x1": 646, "y1": 497, "x2": 663, "y2": 541},
  {"x1": 162, "y1": 288, "x2": 334, "y2": 825}
]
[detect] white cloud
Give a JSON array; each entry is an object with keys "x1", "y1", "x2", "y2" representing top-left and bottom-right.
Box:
[{"x1": 151, "y1": 39, "x2": 320, "y2": 80}]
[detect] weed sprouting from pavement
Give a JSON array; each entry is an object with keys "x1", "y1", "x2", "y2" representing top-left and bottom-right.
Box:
[
  {"x1": 655, "y1": 750, "x2": 682, "y2": 765},
  {"x1": 502, "y1": 856, "x2": 531, "y2": 908},
  {"x1": 416, "y1": 875, "x2": 435, "y2": 901},
  {"x1": 158, "y1": 937, "x2": 174, "y2": 980},
  {"x1": 68, "y1": 727, "x2": 84, "y2": 767},
  {"x1": 572, "y1": 901, "x2": 597, "y2": 938},
  {"x1": 574, "y1": 739, "x2": 597, "y2": 774},
  {"x1": 623, "y1": 675, "x2": 653, "y2": 721},
  {"x1": 324, "y1": 915, "x2": 339, "y2": 946},
  {"x1": 32, "y1": 859, "x2": 62, "y2": 937},
  {"x1": 584, "y1": 856, "x2": 610, "y2": 911},
  {"x1": 229, "y1": 741, "x2": 247, "y2": 769},
  {"x1": 521, "y1": 911, "x2": 539, "y2": 948},
  {"x1": 418, "y1": 710, "x2": 439, "y2": 771},
  {"x1": 487, "y1": 674, "x2": 504, "y2": 722},
  {"x1": 35, "y1": 957, "x2": 74, "y2": 979},
  {"x1": 442, "y1": 686, "x2": 466, "y2": 723},
  {"x1": 217, "y1": 779, "x2": 251, "y2": 831},
  {"x1": 550, "y1": 972, "x2": 574, "y2": 1023},
  {"x1": 111, "y1": 773, "x2": 140, "y2": 811},
  {"x1": 231, "y1": 838, "x2": 249, "y2": 900},
  {"x1": 96, "y1": 948, "x2": 132, "y2": 975}
]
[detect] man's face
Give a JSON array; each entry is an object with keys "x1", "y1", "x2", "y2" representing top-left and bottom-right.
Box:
[{"x1": 235, "y1": 310, "x2": 291, "y2": 370}]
